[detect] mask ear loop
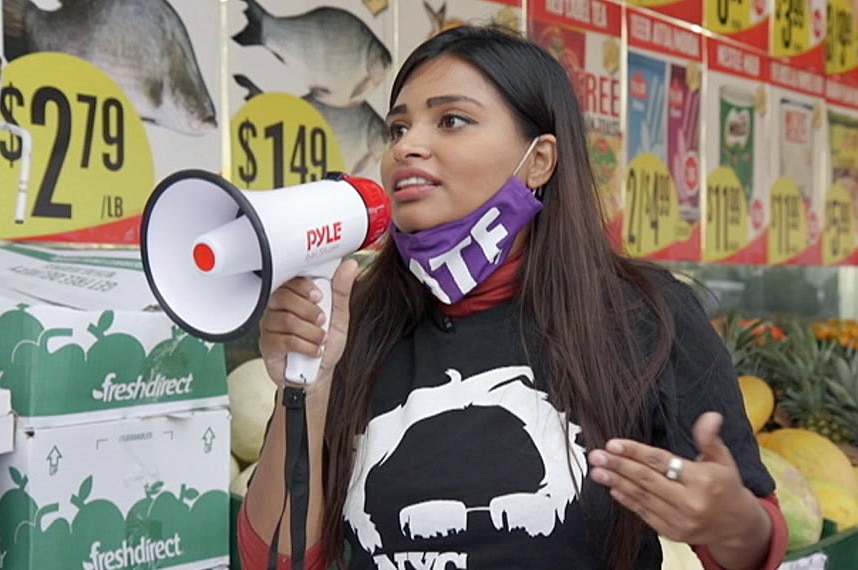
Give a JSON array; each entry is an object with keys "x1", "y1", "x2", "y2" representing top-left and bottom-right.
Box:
[
  {"x1": 512, "y1": 137, "x2": 546, "y2": 201},
  {"x1": 511, "y1": 137, "x2": 541, "y2": 179}
]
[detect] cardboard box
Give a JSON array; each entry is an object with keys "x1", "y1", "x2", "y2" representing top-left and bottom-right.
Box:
[
  {"x1": 0, "y1": 408, "x2": 231, "y2": 570},
  {"x1": 0, "y1": 243, "x2": 228, "y2": 429},
  {"x1": 0, "y1": 388, "x2": 13, "y2": 455}
]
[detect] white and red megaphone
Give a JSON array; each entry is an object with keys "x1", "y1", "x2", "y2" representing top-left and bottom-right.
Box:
[{"x1": 141, "y1": 170, "x2": 390, "y2": 384}]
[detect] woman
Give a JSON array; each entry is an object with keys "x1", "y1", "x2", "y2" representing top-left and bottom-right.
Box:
[{"x1": 239, "y1": 25, "x2": 788, "y2": 570}]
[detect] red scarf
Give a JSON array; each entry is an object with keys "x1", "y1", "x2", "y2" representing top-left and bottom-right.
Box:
[{"x1": 439, "y1": 248, "x2": 523, "y2": 319}]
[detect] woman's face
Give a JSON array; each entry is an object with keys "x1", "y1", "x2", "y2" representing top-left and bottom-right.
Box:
[{"x1": 381, "y1": 55, "x2": 533, "y2": 233}]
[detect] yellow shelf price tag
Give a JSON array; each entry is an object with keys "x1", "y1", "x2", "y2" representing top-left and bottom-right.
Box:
[
  {"x1": 826, "y1": 0, "x2": 857, "y2": 74},
  {"x1": 823, "y1": 183, "x2": 856, "y2": 265},
  {"x1": 230, "y1": 93, "x2": 345, "y2": 191},
  {"x1": 768, "y1": 176, "x2": 809, "y2": 264},
  {"x1": 705, "y1": 166, "x2": 750, "y2": 261},
  {"x1": 624, "y1": 153, "x2": 688, "y2": 258},
  {"x1": 0, "y1": 53, "x2": 155, "y2": 243}
]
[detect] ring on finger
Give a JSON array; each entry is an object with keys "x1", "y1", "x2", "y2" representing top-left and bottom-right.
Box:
[{"x1": 665, "y1": 456, "x2": 684, "y2": 481}]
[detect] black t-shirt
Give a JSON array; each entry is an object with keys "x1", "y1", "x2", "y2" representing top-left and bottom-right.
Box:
[{"x1": 342, "y1": 273, "x2": 774, "y2": 569}]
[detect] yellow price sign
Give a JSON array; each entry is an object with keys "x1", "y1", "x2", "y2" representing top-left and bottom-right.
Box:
[
  {"x1": 0, "y1": 53, "x2": 155, "y2": 243},
  {"x1": 706, "y1": 0, "x2": 765, "y2": 34},
  {"x1": 705, "y1": 166, "x2": 750, "y2": 261},
  {"x1": 230, "y1": 93, "x2": 345, "y2": 191},
  {"x1": 823, "y1": 183, "x2": 856, "y2": 265},
  {"x1": 768, "y1": 177, "x2": 809, "y2": 264},
  {"x1": 826, "y1": 0, "x2": 857, "y2": 74},
  {"x1": 772, "y1": 0, "x2": 824, "y2": 57},
  {"x1": 624, "y1": 153, "x2": 687, "y2": 258}
]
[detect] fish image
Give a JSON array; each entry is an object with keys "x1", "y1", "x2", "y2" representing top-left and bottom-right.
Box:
[
  {"x1": 234, "y1": 74, "x2": 264, "y2": 100},
  {"x1": 235, "y1": 74, "x2": 387, "y2": 175},
  {"x1": 232, "y1": 0, "x2": 392, "y2": 108},
  {"x1": 424, "y1": 1, "x2": 466, "y2": 38},
  {"x1": 3, "y1": 0, "x2": 217, "y2": 136},
  {"x1": 305, "y1": 96, "x2": 387, "y2": 175}
]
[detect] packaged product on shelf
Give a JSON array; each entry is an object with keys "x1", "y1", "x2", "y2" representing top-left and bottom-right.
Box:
[
  {"x1": 529, "y1": 0, "x2": 623, "y2": 245},
  {"x1": 703, "y1": 36, "x2": 771, "y2": 264},
  {"x1": 625, "y1": 8, "x2": 703, "y2": 261},
  {"x1": 767, "y1": 61, "x2": 826, "y2": 265},
  {"x1": 823, "y1": 77, "x2": 858, "y2": 266}
]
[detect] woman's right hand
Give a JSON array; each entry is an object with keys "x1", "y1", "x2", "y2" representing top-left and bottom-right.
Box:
[{"x1": 258, "y1": 259, "x2": 360, "y2": 388}]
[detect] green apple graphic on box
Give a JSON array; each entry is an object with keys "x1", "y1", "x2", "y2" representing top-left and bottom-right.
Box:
[{"x1": 0, "y1": 306, "x2": 227, "y2": 424}]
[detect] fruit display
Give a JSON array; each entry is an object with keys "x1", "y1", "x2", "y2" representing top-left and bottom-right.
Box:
[
  {"x1": 758, "y1": 448, "x2": 824, "y2": 550},
  {"x1": 228, "y1": 358, "x2": 277, "y2": 464},
  {"x1": 716, "y1": 312, "x2": 858, "y2": 555}
]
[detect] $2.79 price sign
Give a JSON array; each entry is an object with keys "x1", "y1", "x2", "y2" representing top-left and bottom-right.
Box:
[
  {"x1": 230, "y1": 93, "x2": 345, "y2": 190},
  {"x1": 0, "y1": 53, "x2": 154, "y2": 243}
]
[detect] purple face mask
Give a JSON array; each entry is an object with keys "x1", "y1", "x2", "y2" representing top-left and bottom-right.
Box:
[{"x1": 390, "y1": 139, "x2": 544, "y2": 304}]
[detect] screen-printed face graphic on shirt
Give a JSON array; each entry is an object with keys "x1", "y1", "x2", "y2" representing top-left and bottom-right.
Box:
[{"x1": 343, "y1": 366, "x2": 588, "y2": 568}]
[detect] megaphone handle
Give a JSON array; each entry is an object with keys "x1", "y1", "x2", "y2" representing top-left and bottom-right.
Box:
[{"x1": 284, "y1": 276, "x2": 332, "y2": 384}]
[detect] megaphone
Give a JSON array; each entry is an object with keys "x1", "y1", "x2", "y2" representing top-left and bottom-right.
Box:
[{"x1": 141, "y1": 170, "x2": 391, "y2": 384}]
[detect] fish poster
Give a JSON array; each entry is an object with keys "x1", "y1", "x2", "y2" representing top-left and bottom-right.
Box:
[
  {"x1": 767, "y1": 60, "x2": 826, "y2": 265},
  {"x1": 823, "y1": 77, "x2": 858, "y2": 265},
  {"x1": 528, "y1": 0, "x2": 623, "y2": 247},
  {"x1": 703, "y1": 35, "x2": 771, "y2": 265},
  {"x1": 625, "y1": 7, "x2": 703, "y2": 261},
  {"x1": 227, "y1": 0, "x2": 394, "y2": 189},
  {"x1": 399, "y1": 0, "x2": 522, "y2": 65},
  {"x1": 0, "y1": 0, "x2": 222, "y2": 244}
]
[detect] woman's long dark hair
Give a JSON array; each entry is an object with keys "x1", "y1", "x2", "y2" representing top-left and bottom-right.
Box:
[{"x1": 322, "y1": 25, "x2": 674, "y2": 569}]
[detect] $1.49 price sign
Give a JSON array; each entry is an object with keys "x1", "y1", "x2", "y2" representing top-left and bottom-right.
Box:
[
  {"x1": 624, "y1": 153, "x2": 688, "y2": 258},
  {"x1": 0, "y1": 53, "x2": 154, "y2": 243},
  {"x1": 230, "y1": 93, "x2": 345, "y2": 190}
]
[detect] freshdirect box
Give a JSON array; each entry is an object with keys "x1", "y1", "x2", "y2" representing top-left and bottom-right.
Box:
[
  {"x1": 0, "y1": 388, "x2": 13, "y2": 454},
  {"x1": 0, "y1": 408, "x2": 230, "y2": 570},
  {"x1": 0, "y1": 242, "x2": 228, "y2": 429}
]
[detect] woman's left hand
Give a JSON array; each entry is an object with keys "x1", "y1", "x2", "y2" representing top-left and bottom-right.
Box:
[{"x1": 588, "y1": 411, "x2": 765, "y2": 546}]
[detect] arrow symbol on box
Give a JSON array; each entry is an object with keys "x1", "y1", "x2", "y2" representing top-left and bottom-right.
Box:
[
  {"x1": 46, "y1": 446, "x2": 62, "y2": 476},
  {"x1": 202, "y1": 427, "x2": 215, "y2": 453}
]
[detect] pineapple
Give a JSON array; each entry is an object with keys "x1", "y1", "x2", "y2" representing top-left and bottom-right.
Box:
[
  {"x1": 757, "y1": 320, "x2": 858, "y2": 445},
  {"x1": 715, "y1": 311, "x2": 767, "y2": 376}
]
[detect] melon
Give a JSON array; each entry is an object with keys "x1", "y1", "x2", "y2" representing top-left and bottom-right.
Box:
[
  {"x1": 807, "y1": 478, "x2": 858, "y2": 532},
  {"x1": 659, "y1": 536, "x2": 703, "y2": 570},
  {"x1": 760, "y1": 428, "x2": 858, "y2": 494},
  {"x1": 230, "y1": 461, "x2": 258, "y2": 497},
  {"x1": 759, "y1": 447, "x2": 823, "y2": 550},
  {"x1": 230, "y1": 454, "x2": 241, "y2": 483},
  {"x1": 738, "y1": 375, "x2": 775, "y2": 433},
  {"x1": 228, "y1": 358, "x2": 277, "y2": 463}
]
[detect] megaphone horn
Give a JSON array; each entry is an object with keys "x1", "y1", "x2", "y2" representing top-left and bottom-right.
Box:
[{"x1": 141, "y1": 169, "x2": 390, "y2": 384}]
